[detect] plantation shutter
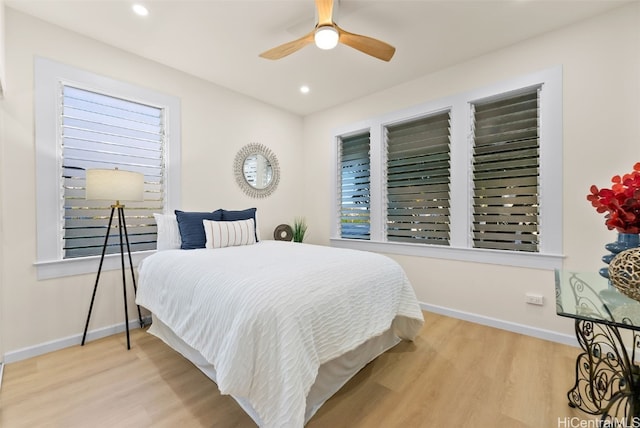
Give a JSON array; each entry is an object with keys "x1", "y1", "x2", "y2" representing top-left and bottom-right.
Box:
[
  {"x1": 471, "y1": 87, "x2": 540, "y2": 252},
  {"x1": 340, "y1": 132, "x2": 371, "y2": 239},
  {"x1": 61, "y1": 85, "x2": 164, "y2": 258},
  {"x1": 386, "y1": 111, "x2": 451, "y2": 245}
]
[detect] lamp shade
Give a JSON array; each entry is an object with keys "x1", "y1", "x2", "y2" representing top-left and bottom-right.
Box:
[{"x1": 85, "y1": 169, "x2": 144, "y2": 202}]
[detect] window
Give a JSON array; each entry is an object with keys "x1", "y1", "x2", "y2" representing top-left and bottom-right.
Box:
[
  {"x1": 386, "y1": 111, "x2": 451, "y2": 245},
  {"x1": 339, "y1": 131, "x2": 371, "y2": 240},
  {"x1": 35, "y1": 57, "x2": 181, "y2": 279},
  {"x1": 331, "y1": 67, "x2": 562, "y2": 269},
  {"x1": 471, "y1": 87, "x2": 540, "y2": 252},
  {"x1": 62, "y1": 86, "x2": 164, "y2": 258}
]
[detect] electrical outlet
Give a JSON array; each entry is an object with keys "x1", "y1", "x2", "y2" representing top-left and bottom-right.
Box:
[{"x1": 525, "y1": 293, "x2": 544, "y2": 306}]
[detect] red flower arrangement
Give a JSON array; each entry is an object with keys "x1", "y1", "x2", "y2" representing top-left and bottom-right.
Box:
[{"x1": 587, "y1": 162, "x2": 640, "y2": 233}]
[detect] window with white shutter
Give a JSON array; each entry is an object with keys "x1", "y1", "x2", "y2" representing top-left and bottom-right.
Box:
[
  {"x1": 35, "y1": 57, "x2": 181, "y2": 279},
  {"x1": 386, "y1": 111, "x2": 451, "y2": 245},
  {"x1": 339, "y1": 132, "x2": 371, "y2": 240},
  {"x1": 61, "y1": 85, "x2": 164, "y2": 258},
  {"x1": 471, "y1": 87, "x2": 540, "y2": 252}
]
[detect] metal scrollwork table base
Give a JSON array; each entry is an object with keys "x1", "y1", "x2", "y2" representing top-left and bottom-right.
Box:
[{"x1": 556, "y1": 271, "x2": 640, "y2": 426}]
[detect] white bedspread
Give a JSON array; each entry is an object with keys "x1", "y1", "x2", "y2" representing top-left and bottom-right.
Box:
[{"x1": 136, "y1": 241, "x2": 424, "y2": 427}]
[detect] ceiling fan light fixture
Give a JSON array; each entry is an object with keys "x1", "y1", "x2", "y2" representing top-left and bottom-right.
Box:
[
  {"x1": 258, "y1": 0, "x2": 394, "y2": 61},
  {"x1": 314, "y1": 26, "x2": 339, "y2": 50}
]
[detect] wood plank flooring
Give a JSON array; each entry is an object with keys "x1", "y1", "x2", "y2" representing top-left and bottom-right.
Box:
[{"x1": 0, "y1": 312, "x2": 593, "y2": 427}]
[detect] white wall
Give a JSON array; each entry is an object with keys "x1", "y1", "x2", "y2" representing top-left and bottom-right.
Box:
[
  {"x1": 0, "y1": 0, "x2": 5, "y2": 372},
  {"x1": 301, "y1": 2, "x2": 640, "y2": 339},
  {"x1": 0, "y1": 9, "x2": 304, "y2": 357},
  {"x1": 0, "y1": 0, "x2": 5, "y2": 96}
]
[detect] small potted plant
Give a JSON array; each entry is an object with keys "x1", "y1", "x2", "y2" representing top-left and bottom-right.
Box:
[{"x1": 292, "y1": 217, "x2": 308, "y2": 243}]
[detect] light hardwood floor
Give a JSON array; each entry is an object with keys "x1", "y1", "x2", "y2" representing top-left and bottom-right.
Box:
[{"x1": 0, "y1": 312, "x2": 592, "y2": 427}]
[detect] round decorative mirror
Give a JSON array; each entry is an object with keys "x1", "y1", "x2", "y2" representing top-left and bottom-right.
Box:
[{"x1": 234, "y1": 143, "x2": 280, "y2": 198}]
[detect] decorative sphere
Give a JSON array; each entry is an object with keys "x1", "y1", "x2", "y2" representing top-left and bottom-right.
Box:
[{"x1": 608, "y1": 248, "x2": 640, "y2": 301}]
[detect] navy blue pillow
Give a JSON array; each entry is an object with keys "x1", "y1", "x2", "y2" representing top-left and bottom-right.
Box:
[
  {"x1": 222, "y1": 208, "x2": 258, "y2": 242},
  {"x1": 175, "y1": 209, "x2": 223, "y2": 249}
]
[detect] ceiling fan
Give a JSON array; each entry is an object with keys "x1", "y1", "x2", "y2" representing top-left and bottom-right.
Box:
[{"x1": 259, "y1": 0, "x2": 395, "y2": 62}]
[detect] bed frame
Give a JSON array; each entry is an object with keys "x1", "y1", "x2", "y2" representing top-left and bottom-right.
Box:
[{"x1": 149, "y1": 315, "x2": 401, "y2": 425}]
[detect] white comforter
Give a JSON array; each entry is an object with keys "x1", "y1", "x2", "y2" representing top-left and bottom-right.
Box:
[{"x1": 136, "y1": 241, "x2": 424, "y2": 427}]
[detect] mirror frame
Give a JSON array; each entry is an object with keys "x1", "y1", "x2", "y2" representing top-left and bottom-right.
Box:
[{"x1": 234, "y1": 143, "x2": 280, "y2": 198}]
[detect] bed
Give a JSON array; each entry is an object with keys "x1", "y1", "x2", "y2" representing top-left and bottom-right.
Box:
[{"x1": 135, "y1": 239, "x2": 424, "y2": 427}]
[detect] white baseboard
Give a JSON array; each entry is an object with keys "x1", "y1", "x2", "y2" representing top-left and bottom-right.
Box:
[
  {"x1": 3, "y1": 316, "x2": 151, "y2": 364},
  {"x1": 421, "y1": 302, "x2": 579, "y2": 348}
]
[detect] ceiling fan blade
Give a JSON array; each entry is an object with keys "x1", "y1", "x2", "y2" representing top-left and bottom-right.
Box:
[
  {"x1": 315, "y1": 0, "x2": 334, "y2": 27},
  {"x1": 259, "y1": 30, "x2": 315, "y2": 60},
  {"x1": 336, "y1": 25, "x2": 396, "y2": 62}
]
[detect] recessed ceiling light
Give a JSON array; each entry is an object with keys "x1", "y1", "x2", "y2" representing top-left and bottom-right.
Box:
[
  {"x1": 132, "y1": 4, "x2": 149, "y2": 16},
  {"x1": 300, "y1": 85, "x2": 310, "y2": 94}
]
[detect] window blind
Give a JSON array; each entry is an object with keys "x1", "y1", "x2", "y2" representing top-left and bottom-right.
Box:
[
  {"x1": 61, "y1": 85, "x2": 164, "y2": 258},
  {"x1": 340, "y1": 132, "x2": 371, "y2": 240},
  {"x1": 386, "y1": 111, "x2": 451, "y2": 245},
  {"x1": 471, "y1": 87, "x2": 540, "y2": 252}
]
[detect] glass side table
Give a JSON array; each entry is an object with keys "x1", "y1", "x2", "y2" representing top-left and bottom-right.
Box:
[{"x1": 555, "y1": 270, "x2": 640, "y2": 425}]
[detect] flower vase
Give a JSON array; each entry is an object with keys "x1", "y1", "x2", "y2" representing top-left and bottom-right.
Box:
[{"x1": 599, "y1": 233, "x2": 640, "y2": 278}]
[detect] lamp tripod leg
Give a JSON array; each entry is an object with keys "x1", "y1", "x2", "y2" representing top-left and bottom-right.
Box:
[
  {"x1": 120, "y1": 207, "x2": 145, "y2": 328},
  {"x1": 81, "y1": 207, "x2": 116, "y2": 346},
  {"x1": 117, "y1": 208, "x2": 131, "y2": 350}
]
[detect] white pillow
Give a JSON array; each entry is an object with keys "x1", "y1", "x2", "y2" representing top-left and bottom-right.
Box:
[
  {"x1": 153, "y1": 213, "x2": 182, "y2": 250},
  {"x1": 203, "y1": 219, "x2": 256, "y2": 249}
]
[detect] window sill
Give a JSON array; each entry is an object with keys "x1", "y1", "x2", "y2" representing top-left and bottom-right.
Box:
[
  {"x1": 34, "y1": 250, "x2": 156, "y2": 280},
  {"x1": 329, "y1": 238, "x2": 564, "y2": 270}
]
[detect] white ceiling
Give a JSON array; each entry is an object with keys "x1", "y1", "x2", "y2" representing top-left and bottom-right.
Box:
[{"x1": 6, "y1": 0, "x2": 630, "y2": 116}]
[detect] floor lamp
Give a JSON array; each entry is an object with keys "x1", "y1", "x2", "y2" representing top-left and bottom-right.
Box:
[{"x1": 81, "y1": 168, "x2": 145, "y2": 350}]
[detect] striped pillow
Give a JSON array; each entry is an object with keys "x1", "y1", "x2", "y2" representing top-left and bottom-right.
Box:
[{"x1": 203, "y1": 219, "x2": 256, "y2": 249}]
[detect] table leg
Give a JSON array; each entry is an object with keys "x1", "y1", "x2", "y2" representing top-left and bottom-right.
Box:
[{"x1": 568, "y1": 319, "x2": 639, "y2": 424}]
